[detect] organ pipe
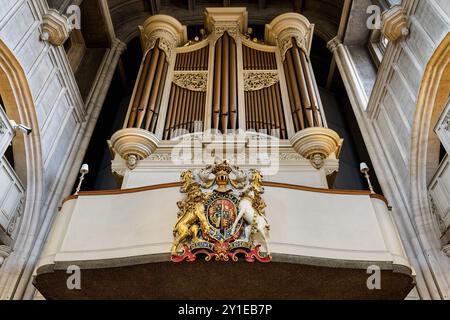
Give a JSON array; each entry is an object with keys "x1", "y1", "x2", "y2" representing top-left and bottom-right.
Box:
[
  {"x1": 163, "y1": 44, "x2": 209, "y2": 139},
  {"x1": 125, "y1": 39, "x2": 169, "y2": 133},
  {"x1": 125, "y1": 20, "x2": 324, "y2": 142},
  {"x1": 211, "y1": 32, "x2": 238, "y2": 133},
  {"x1": 283, "y1": 37, "x2": 324, "y2": 131}
]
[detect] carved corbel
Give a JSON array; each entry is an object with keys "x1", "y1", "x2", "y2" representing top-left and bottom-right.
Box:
[
  {"x1": 40, "y1": 9, "x2": 73, "y2": 46},
  {"x1": 382, "y1": 5, "x2": 409, "y2": 42},
  {"x1": 140, "y1": 15, "x2": 187, "y2": 59},
  {"x1": 110, "y1": 128, "x2": 160, "y2": 170},
  {"x1": 265, "y1": 12, "x2": 314, "y2": 61},
  {"x1": 290, "y1": 127, "x2": 343, "y2": 169}
]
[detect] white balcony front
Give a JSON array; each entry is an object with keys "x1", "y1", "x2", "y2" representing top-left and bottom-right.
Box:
[{"x1": 34, "y1": 180, "x2": 414, "y2": 299}]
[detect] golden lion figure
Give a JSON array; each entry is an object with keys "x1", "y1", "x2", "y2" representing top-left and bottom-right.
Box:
[{"x1": 171, "y1": 172, "x2": 210, "y2": 256}]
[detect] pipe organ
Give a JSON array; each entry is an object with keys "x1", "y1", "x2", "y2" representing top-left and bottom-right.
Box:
[
  {"x1": 111, "y1": 8, "x2": 342, "y2": 172},
  {"x1": 164, "y1": 44, "x2": 209, "y2": 139}
]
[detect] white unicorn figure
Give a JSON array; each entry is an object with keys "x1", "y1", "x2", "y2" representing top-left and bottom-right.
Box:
[{"x1": 231, "y1": 186, "x2": 270, "y2": 256}]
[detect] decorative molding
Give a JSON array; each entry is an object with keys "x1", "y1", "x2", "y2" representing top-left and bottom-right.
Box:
[
  {"x1": 148, "y1": 153, "x2": 172, "y2": 161},
  {"x1": 326, "y1": 36, "x2": 342, "y2": 54},
  {"x1": 40, "y1": 9, "x2": 73, "y2": 46},
  {"x1": 6, "y1": 196, "x2": 25, "y2": 237},
  {"x1": 381, "y1": 5, "x2": 409, "y2": 42},
  {"x1": 278, "y1": 29, "x2": 308, "y2": 61},
  {"x1": 0, "y1": 245, "x2": 11, "y2": 267},
  {"x1": 204, "y1": 7, "x2": 248, "y2": 38},
  {"x1": 243, "y1": 71, "x2": 279, "y2": 91},
  {"x1": 442, "y1": 244, "x2": 450, "y2": 258},
  {"x1": 173, "y1": 71, "x2": 208, "y2": 91},
  {"x1": 213, "y1": 24, "x2": 240, "y2": 40},
  {"x1": 265, "y1": 12, "x2": 314, "y2": 60},
  {"x1": 0, "y1": 119, "x2": 5, "y2": 135},
  {"x1": 279, "y1": 152, "x2": 304, "y2": 161},
  {"x1": 140, "y1": 15, "x2": 187, "y2": 59}
]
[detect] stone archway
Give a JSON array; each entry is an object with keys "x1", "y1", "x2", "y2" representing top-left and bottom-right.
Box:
[
  {"x1": 410, "y1": 33, "x2": 450, "y2": 299},
  {"x1": 0, "y1": 40, "x2": 44, "y2": 299}
]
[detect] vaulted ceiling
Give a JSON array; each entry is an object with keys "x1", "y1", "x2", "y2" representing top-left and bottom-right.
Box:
[{"x1": 107, "y1": 0, "x2": 345, "y2": 43}]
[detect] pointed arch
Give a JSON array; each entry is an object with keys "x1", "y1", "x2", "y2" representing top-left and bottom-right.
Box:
[
  {"x1": 0, "y1": 39, "x2": 44, "y2": 299},
  {"x1": 410, "y1": 33, "x2": 450, "y2": 299}
]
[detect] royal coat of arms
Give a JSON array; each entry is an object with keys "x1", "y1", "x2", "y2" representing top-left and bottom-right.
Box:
[{"x1": 171, "y1": 160, "x2": 271, "y2": 263}]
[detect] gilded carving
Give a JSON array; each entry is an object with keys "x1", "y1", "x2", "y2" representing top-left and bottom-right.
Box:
[
  {"x1": 143, "y1": 29, "x2": 178, "y2": 60},
  {"x1": 243, "y1": 71, "x2": 279, "y2": 91},
  {"x1": 173, "y1": 71, "x2": 208, "y2": 92},
  {"x1": 171, "y1": 160, "x2": 271, "y2": 263},
  {"x1": 279, "y1": 30, "x2": 307, "y2": 61},
  {"x1": 214, "y1": 24, "x2": 239, "y2": 40}
]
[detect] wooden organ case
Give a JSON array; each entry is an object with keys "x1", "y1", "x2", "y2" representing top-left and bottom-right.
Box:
[{"x1": 111, "y1": 8, "x2": 342, "y2": 172}]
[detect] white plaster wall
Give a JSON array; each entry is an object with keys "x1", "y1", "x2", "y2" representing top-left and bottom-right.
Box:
[
  {"x1": 336, "y1": 0, "x2": 450, "y2": 299},
  {"x1": 37, "y1": 185, "x2": 411, "y2": 270},
  {"x1": 0, "y1": 0, "x2": 124, "y2": 300},
  {"x1": 0, "y1": 0, "x2": 84, "y2": 203},
  {"x1": 370, "y1": 0, "x2": 449, "y2": 202}
]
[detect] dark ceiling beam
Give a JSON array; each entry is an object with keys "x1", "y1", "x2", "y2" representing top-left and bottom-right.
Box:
[
  {"x1": 148, "y1": 0, "x2": 160, "y2": 15},
  {"x1": 293, "y1": 0, "x2": 305, "y2": 13},
  {"x1": 187, "y1": 0, "x2": 196, "y2": 11},
  {"x1": 258, "y1": 0, "x2": 267, "y2": 9}
]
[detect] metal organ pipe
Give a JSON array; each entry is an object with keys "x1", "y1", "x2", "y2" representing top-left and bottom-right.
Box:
[
  {"x1": 229, "y1": 36, "x2": 237, "y2": 130},
  {"x1": 221, "y1": 32, "x2": 230, "y2": 133},
  {"x1": 283, "y1": 37, "x2": 324, "y2": 131},
  {"x1": 162, "y1": 44, "x2": 209, "y2": 139},
  {"x1": 212, "y1": 37, "x2": 222, "y2": 130},
  {"x1": 125, "y1": 39, "x2": 170, "y2": 134}
]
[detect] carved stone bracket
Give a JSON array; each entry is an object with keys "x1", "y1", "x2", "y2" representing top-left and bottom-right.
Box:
[
  {"x1": 140, "y1": 15, "x2": 187, "y2": 59},
  {"x1": 110, "y1": 128, "x2": 160, "y2": 170},
  {"x1": 290, "y1": 127, "x2": 343, "y2": 169},
  {"x1": 40, "y1": 9, "x2": 73, "y2": 46},
  {"x1": 243, "y1": 71, "x2": 279, "y2": 91},
  {"x1": 265, "y1": 13, "x2": 314, "y2": 61},
  {"x1": 382, "y1": 5, "x2": 409, "y2": 42},
  {"x1": 173, "y1": 71, "x2": 208, "y2": 91}
]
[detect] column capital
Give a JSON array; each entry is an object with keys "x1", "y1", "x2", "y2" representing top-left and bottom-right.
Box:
[
  {"x1": 112, "y1": 38, "x2": 127, "y2": 53},
  {"x1": 265, "y1": 12, "x2": 314, "y2": 61},
  {"x1": 40, "y1": 9, "x2": 74, "y2": 46},
  {"x1": 139, "y1": 15, "x2": 187, "y2": 59},
  {"x1": 382, "y1": 5, "x2": 409, "y2": 42},
  {"x1": 326, "y1": 37, "x2": 342, "y2": 53}
]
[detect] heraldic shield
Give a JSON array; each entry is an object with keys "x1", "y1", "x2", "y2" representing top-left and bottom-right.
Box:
[{"x1": 171, "y1": 160, "x2": 271, "y2": 263}]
